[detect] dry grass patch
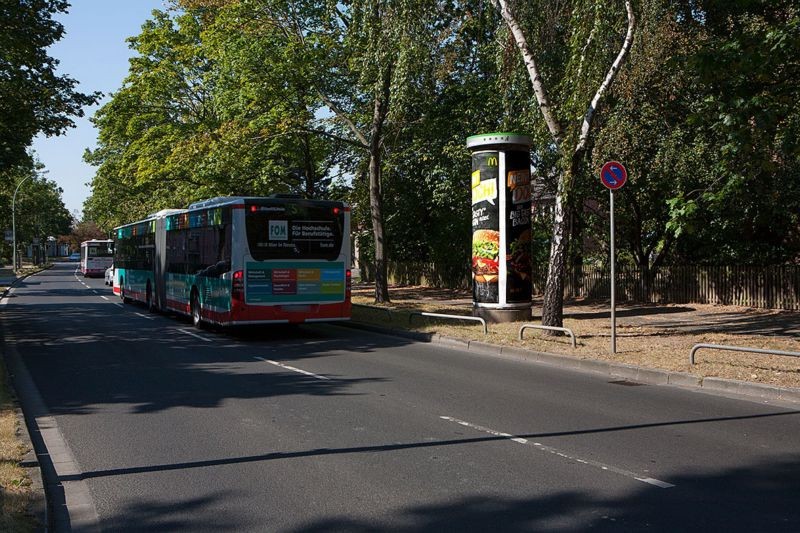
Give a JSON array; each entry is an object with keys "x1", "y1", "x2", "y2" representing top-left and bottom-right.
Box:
[
  {"x1": 0, "y1": 359, "x2": 37, "y2": 532},
  {"x1": 352, "y1": 286, "x2": 800, "y2": 389}
]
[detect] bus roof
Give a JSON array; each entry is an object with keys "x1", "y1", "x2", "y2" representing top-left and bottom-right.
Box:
[
  {"x1": 80, "y1": 239, "x2": 113, "y2": 245},
  {"x1": 187, "y1": 195, "x2": 346, "y2": 211},
  {"x1": 147, "y1": 208, "x2": 184, "y2": 218},
  {"x1": 113, "y1": 195, "x2": 349, "y2": 231},
  {"x1": 112, "y1": 209, "x2": 180, "y2": 231}
]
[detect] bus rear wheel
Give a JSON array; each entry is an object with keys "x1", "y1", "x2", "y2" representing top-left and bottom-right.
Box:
[{"x1": 191, "y1": 291, "x2": 202, "y2": 328}]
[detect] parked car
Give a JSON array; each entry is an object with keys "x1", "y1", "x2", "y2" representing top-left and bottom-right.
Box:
[
  {"x1": 68, "y1": 252, "x2": 80, "y2": 262},
  {"x1": 104, "y1": 266, "x2": 114, "y2": 286}
]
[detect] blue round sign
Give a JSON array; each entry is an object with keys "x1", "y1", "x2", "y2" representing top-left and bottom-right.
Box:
[{"x1": 600, "y1": 161, "x2": 627, "y2": 190}]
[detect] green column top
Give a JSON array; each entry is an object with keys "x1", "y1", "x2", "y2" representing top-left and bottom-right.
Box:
[{"x1": 467, "y1": 132, "x2": 532, "y2": 149}]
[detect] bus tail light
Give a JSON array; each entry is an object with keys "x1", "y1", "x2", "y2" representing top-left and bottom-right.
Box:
[
  {"x1": 346, "y1": 269, "x2": 352, "y2": 295},
  {"x1": 232, "y1": 270, "x2": 245, "y2": 301}
]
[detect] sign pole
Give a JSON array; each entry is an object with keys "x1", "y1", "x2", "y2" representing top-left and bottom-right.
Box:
[
  {"x1": 599, "y1": 160, "x2": 626, "y2": 355},
  {"x1": 610, "y1": 189, "x2": 616, "y2": 354}
]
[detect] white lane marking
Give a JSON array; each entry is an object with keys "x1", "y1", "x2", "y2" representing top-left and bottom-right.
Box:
[
  {"x1": 114, "y1": 302, "x2": 123, "y2": 308},
  {"x1": 175, "y1": 328, "x2": 212, "y2": 342},
  {"x1": 0, "y1": 288, "x2": 12, "y2": 305},
  {"x1": 635, "y1": 477, "x2": 675, "y2": 489},
  {"x1": 254, "y1": 356, "x2": 331, "y2": 381},
  {"x1": 100, "y1": 296, "x2": 109, "y2": 301},
  {"x1": 440, "y1": 415, "x2": 528, "y2": 444},
  {"x1": 439, "y1": 416, "x2": 675, "y2": 489},
  {"x1": 134, "y1": 312, "x2": 155, "y2": 320}
]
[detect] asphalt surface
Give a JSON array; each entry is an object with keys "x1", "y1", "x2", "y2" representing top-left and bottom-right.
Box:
[{"x1": 3, "y1": 263, "x2": 800, "y2": 532}]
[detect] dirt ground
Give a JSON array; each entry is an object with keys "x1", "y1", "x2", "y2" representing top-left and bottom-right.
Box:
[{"x1": 352, "y1": 284, "x2": 800, "y2": 390}]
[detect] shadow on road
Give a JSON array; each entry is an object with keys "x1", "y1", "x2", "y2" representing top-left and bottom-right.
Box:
[
  {"x1": 60, "y1": 409, "x2": 800, "y2": 484},
  {"x1": 1, "y1": 270, "x2": 413, "y2": 416},
  {"x1": 286, "y1": 458, "x2": 800, "y2": 532},
  {"x1": 88, "y1": 456, "x2": 800, "y2": 531}
]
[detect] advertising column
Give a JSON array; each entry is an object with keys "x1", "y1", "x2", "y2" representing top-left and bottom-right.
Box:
[{"x1": 468, "y1": 133, "x2": 532, "y2": 323}]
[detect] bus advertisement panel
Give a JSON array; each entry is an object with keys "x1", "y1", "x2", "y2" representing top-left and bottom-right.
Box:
[
  {"x1": 80, "y1": 239, "x2": 114, "y2": 277},
  {"x1": 112, "y1": 195, "x2": 351, "y2": 327}
]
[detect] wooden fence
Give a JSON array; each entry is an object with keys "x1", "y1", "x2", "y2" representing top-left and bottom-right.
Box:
[
  {"x1": 374, "y1": 262, "x2": 800, "y2": 310},
  {"x1": 535, "y1": 265, "x2": 800, "y2": 310}
]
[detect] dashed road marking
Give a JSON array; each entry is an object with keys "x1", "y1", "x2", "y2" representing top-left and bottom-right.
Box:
[
  {"x1": 175, "y1": 328, "x2": 212, "y2": 342},
  {"x1": 254, "y1": 356, "x2": 331, "y2": 381},
  {"x1": 439, "y1": 415, "x2": 675, "y2": 489}
]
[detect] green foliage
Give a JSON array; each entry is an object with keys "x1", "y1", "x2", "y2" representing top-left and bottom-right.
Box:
[
  {"x1": 84, "y1": 0, "x2": 800, "y2": 277},
  {"x1": 0, "y1": 0, "x2": 99, "y2": 173},
  {"x1": 85, "y1": 5, "x2": 338, "y2": 229},
  {"x1": 592, "y1": 0, "x2": 800, "y2": 268},
  {"x1": 0, "y1": 164, "x2": 72, "y2": 262}
]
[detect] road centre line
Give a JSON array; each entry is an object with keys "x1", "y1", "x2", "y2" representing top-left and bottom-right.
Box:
[
  {"x1": 175, "y1": 328, "x2": 213, "y2": 342},
  {"x1": 253, "y1": 356, "x2": 331, "y2": 381},
  {"x1": 133, "y1": 312, "x2": 155, "y2": 321},
  {"x1": 439, "y1": 415, "x2": 675, "y2": 489}
]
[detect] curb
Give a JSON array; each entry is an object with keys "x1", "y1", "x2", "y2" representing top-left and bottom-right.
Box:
[{"x1": 340, "y1": 320, "x2": 800, "y2": 405}]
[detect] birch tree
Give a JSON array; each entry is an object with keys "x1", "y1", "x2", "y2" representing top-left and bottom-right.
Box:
[{"x1": 493, "y1": 0, "x2": 635, "y2": 327}]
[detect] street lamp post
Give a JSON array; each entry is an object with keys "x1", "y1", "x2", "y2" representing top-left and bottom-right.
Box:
[{"x1": 12, "y1": 174, "x2": 34, "y2": 272}]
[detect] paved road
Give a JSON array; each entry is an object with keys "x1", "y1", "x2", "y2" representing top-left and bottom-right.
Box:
[{"x1": 3, "y1": 263, "x2": 800, "y2": 531}]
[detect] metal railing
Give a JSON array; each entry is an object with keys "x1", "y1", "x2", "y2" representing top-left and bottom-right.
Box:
[
  {"x1": 518, "y1": 324, "x2": 577, "y2": 348},
  {"x1": 690, "y1": 343, "x2": 800, "y2": 365},
  {"x1": 409, "y1": 312, "x2": 488, "y2": 335},
  {"x1": 352, "y1": 303, "x2": 392, "y2": 322}
]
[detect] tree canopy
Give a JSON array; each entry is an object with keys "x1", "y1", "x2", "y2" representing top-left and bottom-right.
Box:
[
  {"x1": 83, "y1": 0, "x2": 800, "y2": 305},
  {"x1": 0, "y1": 0, "x2": 98, "y2": 174}
]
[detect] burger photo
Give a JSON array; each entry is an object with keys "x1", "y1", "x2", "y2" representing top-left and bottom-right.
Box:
[{"x1": 472, "y1": 229, "x2": 500, "y2": 283}]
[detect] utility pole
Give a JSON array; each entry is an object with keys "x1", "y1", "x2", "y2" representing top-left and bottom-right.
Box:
[{"x1": 12, "y1": 174, "x2": 34, "y2": 272}]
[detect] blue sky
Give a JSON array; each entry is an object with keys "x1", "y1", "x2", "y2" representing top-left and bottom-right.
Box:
[{"x1": 32, "y1": 0, "x2": 168, "y2": 217}]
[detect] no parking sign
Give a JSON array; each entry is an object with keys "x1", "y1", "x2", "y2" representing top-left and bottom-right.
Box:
[{"x1": 600, "y1": 161, "x2": 627, "y2": 190}]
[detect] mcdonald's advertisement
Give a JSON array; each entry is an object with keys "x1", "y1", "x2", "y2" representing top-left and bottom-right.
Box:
[
  {"x1": 471, "y1": 150, "x2": 532, "y2": 306},
  {"x1": 505, "y1": 150, "x2": 532, "y2": 303},
  {"x1": 471, "y1": 151, "x2": 500, "y2": 303}
]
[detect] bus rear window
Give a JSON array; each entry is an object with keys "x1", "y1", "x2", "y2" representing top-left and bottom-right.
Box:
[
  {"x1": 87, "y1": 245, "x2": 113, "y2": 258},
  {"x1": 245, "y1": 201, "x2": 344, "y2": 261}
]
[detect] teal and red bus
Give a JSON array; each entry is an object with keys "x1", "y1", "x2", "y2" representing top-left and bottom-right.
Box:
[{"x1": 113, "y1": 195, "x2": 351, "y2": 327}]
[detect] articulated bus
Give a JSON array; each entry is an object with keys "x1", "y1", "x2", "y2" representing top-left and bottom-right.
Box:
[
  {"x1": 80, "y1": 239, "x2": 114, "y2": 277},
  {"x1": 113, "y1": 195, "x2": 351, "y2": 327}
]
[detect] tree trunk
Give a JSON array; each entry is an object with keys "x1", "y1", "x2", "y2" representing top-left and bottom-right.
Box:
[
  {"x1": 494, "y1": 0, "x2": 636, "y2": 329},
  {"x1": 369, "y1": 68, "x2": 392, "y2": 304},
  {"x1": 369, "y1": 144, "x2": 389, "y2": 303},
  {"x1": 541, "y1": 172, "x2": 570, "y2": 328},
  {"x1": 569, "y1": 204, "x2": 584, "y2": 299}
]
